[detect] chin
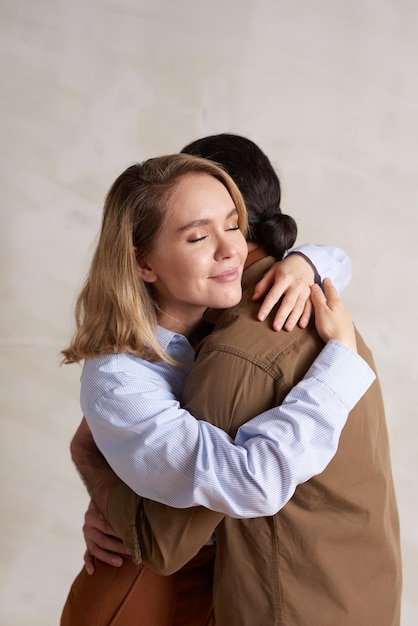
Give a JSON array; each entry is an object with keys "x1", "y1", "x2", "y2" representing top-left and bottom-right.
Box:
[{"x1": 214, "y1": 291, "x2": 242, "y2": 309}]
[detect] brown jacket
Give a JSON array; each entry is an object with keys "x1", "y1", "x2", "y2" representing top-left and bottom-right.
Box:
[{"x1": 107, "y1": 253, "x2": 402, "y2": 626}]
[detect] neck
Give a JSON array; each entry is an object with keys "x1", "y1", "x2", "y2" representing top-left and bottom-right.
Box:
[
  {"x1": 245, "y1": 244, "x2": 267, "y2": 269},
  {"x1": 157, "y1": 309, "x2": 204, "y2": 340}
]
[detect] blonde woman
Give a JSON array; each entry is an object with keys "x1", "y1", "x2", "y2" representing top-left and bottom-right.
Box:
[{"x1": 62, "y1": 153, "x2": 374, "y2": 625}]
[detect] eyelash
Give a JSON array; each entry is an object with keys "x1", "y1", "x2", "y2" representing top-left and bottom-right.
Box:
[
  {"x1": 188, "y1": 236, "x2": 206, "y2": 243},
  {"x1": 187, "y1": 225, "x2": 240, "y2": 243}
]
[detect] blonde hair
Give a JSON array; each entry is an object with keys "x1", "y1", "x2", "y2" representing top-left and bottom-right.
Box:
[{"x1": 62, "y1": 153, "x2": 248, "y2": 365}]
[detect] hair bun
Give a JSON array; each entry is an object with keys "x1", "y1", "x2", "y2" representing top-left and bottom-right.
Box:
[{"x1": 257, "y1": 209, "x2": 278, "y2": 225}]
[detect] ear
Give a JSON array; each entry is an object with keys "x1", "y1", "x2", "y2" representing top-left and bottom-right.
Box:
[{"x1": 135, "y1": 252, "x2": 158, "y2": 283}]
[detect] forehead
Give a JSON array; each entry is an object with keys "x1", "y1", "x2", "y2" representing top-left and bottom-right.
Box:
[{"x1": 167, "y1": 172, "x2": 234, "y2": 216}]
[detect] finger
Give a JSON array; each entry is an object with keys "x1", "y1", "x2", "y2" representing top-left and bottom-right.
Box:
[
  {"x1": 310, "y1": 283, "x2": 327, "y2": 312},
  {"x1": 322, "y1": 278, "x2": 340, "y2": 308},
  {"x1": 270, "y1": 292, "x2": 298, "y2": 330},
  {"x1": 252, "y1": 268, "x2": 276, "y2": 302},
  {"x1": 97, "y1": 534, "x2": 129, "y2": 554},
  {"x1": 85, "y1": 510, "x2": 120, "y2": 537},
  {"x1": 86, "y1": 541, "x2": 125, "y2": 567},
  {"x1": 84, "y1": 549, "x2": 96, "y2": 576},
  {"x1": 85, "y1": 525, "x2": 130, "y2": 554},
  {"x1": 297, "y1": 299, "x2": 313, "y2": 329},
  {"x1": 256, "y1": 283, "x2": 290, "y2": 322},
  {"x1": 282, "y1": 298, "x2": 306, "y2": 332},
  {"x1": 281, "y1": 286, "x2": 311, "y2": 331}
]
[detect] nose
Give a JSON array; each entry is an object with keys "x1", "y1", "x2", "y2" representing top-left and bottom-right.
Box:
[{"x1": 214, "y1": 231, "x2": 237, "y2": 261}]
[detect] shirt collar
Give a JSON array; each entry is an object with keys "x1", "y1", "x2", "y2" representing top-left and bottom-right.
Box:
[{"x1": 156, "y1": 325, "x2": 187, "y2": 350}]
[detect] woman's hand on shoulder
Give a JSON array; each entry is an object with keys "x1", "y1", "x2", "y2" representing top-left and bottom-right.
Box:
[
  {"x1": 310, "y1": 279, "x2": 357, "y2": 352},
  {"x1": 252, "y1": 253, "x2": 314, "y2": 331}
]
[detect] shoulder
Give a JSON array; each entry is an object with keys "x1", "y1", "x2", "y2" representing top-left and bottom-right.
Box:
[
  {"x1": 81, "y1": 353, "x2": 168, "y2": 391},
  {"x1": 198, "y1": 298, "x2": 323, "y2": 378},
  {"x1": 82, "y1": 353, "x2": 146, "y2": 375},
  {"x1": 81, "y1": 352, "x2": 191, "y2": 403}
]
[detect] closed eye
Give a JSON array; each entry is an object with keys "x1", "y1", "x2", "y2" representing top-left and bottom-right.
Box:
[
  {"x1": 188, "y1": 226, "x2": 239, "y2": 242},
  {"x1": 187, "y1": 235, "x2": 207, "y2": 243}
]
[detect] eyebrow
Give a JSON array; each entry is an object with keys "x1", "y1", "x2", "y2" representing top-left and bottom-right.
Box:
[{"x1": 176, "y1": 207, "x2": 238, "y2": 232}]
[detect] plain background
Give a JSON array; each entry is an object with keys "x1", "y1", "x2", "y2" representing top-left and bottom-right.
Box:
[{"x1": 1, "y1": 1, "x2": 417, "y2": 624}]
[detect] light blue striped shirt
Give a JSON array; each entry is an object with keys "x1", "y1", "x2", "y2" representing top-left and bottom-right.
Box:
[
  {"x1": 81, "y1": 338, "x2": 374, "y2": 518},
  {"x1": 81, "y1": 352, "x2": 374, "y2": 517},
  {"x1": 81, "y1": 243, "x2": 374, "y2": 518}
]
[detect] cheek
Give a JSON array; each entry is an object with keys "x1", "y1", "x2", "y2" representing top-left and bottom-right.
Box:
[
  {"x1": 234, "y1": 241, "x2": 248, "y2": 269},
  {"x1": 185, "y1": 250, "x2": 213, "y2": 274},
  {"x1": 240, "y1": 240, "x2": 248, "y2": 261},
  {"x1": 163, "y1": 255, "x2": 205, "y2": 288}
]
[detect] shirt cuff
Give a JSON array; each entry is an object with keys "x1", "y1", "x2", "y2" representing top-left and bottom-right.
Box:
[
  {"x1": 106, "y1": 482, "x2": 142, "y2": 565},
  {"x1": 305, "y1": 340, "x2": 376, "y2": 411}
]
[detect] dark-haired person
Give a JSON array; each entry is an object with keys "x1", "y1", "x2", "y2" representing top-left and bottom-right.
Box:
[{"x1": 173, "y1": 134, "x2": 402, "y2": 625}]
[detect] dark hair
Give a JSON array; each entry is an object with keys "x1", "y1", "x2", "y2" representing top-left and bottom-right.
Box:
[{"x1": 181, "y1": 133, "x2": 297, "y2": 259}]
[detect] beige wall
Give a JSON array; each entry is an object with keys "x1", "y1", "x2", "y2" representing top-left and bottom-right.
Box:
[{"x1": 1, "y1": 1, "x2": 417, "y2": 624}]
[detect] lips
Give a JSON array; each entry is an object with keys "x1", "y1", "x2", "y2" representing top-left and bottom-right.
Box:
[{"x1": 210, "y1": 268, "x2": 241, "y2": 283}]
